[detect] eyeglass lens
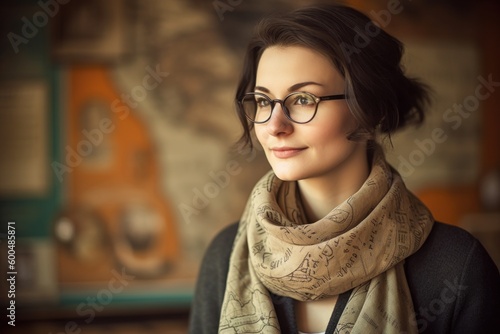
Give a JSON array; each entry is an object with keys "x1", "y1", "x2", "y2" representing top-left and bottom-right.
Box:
[{"x1": 241, "y1": 92, "x2": 317, "y2": 123}]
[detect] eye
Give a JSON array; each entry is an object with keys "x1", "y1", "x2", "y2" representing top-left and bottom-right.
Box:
[
  {"x1": 255, "y1": 97, "x2": 270, "y2": 108},
  {"x1": 292, "y1": 94, "x2": 315, "y2": 106}
]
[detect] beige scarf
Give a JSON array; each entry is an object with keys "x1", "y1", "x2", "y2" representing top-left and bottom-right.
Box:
[{"x1": 219, "y1": 146, "x2": 434, "y2": 333}]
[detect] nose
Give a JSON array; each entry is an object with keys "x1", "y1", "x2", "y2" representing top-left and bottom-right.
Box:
[{"x1": 264, "y1": 103, "x2": 293, "y2": 136}]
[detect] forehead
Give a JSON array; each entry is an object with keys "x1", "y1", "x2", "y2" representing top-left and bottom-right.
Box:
[{"x1": 256, "y1": 46, "x2": 342, "y2": 90}]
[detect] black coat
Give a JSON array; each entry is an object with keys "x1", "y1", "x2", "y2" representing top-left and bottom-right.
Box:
[{"x1": 189, "y1": 222, "x2": 500, "y2": 333}]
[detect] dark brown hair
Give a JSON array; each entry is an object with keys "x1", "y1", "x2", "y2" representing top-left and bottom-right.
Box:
[{"x1": 234, "y1": 4, "x2": 429, "y2": 148}]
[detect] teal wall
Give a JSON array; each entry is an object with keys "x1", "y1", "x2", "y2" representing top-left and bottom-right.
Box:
[{"x1": 0, "y1": 0, "x2": 62, "y2": 239}]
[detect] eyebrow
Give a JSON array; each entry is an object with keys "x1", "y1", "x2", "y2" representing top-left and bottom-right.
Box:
[{"x1": 254, "y1": 81, "x2": 324, "y2": 93}]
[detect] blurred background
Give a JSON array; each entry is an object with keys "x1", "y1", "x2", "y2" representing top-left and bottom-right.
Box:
[{"x1": 0, "y1": 0, "x2": 498, "y2": 332}]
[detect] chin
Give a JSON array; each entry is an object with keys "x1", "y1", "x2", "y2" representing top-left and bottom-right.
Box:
[
  {"x1": 271, "y1": 167, "x2": 303, "y2": 182},
  {"x1": 273, "y1": 174, "x2": 298, "y2": 182}
]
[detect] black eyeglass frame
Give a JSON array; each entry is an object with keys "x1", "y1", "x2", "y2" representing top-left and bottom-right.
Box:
[{"x1": 238, "y1": 91, "x2": 347, "y2": 124}]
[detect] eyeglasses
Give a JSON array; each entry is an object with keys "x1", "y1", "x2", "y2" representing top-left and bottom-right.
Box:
[{"x1": 239, "y1": 91, "x2": 346, "y2": 124}]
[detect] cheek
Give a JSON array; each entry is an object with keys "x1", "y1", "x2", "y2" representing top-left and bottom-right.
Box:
[
  {"x1": 254, "y1": 125, "x2": 266, "y2": 146},
  {"x1": 307, "y1": 128, "x2": 343, "y2": 149},
  {"x1": 312, "y1": 115, "x2": 352, "y2": 141}
]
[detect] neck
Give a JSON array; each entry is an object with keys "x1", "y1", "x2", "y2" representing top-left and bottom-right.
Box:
[{"x1": 298, "y1": 146, "x2": 369, "y2": 222}]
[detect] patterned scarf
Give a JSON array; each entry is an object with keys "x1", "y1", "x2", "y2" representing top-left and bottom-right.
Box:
[{"x1": 219, "y1": 146, "x2": 434, "y2": 333}]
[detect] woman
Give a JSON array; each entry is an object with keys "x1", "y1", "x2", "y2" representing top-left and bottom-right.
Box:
[{"x1": 189, "y1": 4, "x2": 499, "y2": 334}]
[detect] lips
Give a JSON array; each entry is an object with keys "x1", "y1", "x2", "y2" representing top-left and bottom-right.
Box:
[{"x1": 270, "y1": 147, "x2": 306, "y2": 159}]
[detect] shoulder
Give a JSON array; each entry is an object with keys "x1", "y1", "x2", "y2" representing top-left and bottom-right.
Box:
[
  {"x1": 203, "y1": 223, "x2": 239, "y2": 264},
  {"x1": 406, "y1": 221, "x2": 497, "y2": 278},
  {"x1": 196, "y1": 221, "x2": 239, "y2": 289},
  {"x1": 405, "y1": 222, "x2": 500, "y2": 333},
  {"x1": 188, "y1": 223, "x2": 239, "y2": 334},
  {"x1": 408, "y1": 222, "x2": 484, "y2": 267}
]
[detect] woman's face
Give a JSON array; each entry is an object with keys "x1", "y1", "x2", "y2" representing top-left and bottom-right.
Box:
[{"x1": 254, "y1": 45, "x2": 366, "y2": 182}]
